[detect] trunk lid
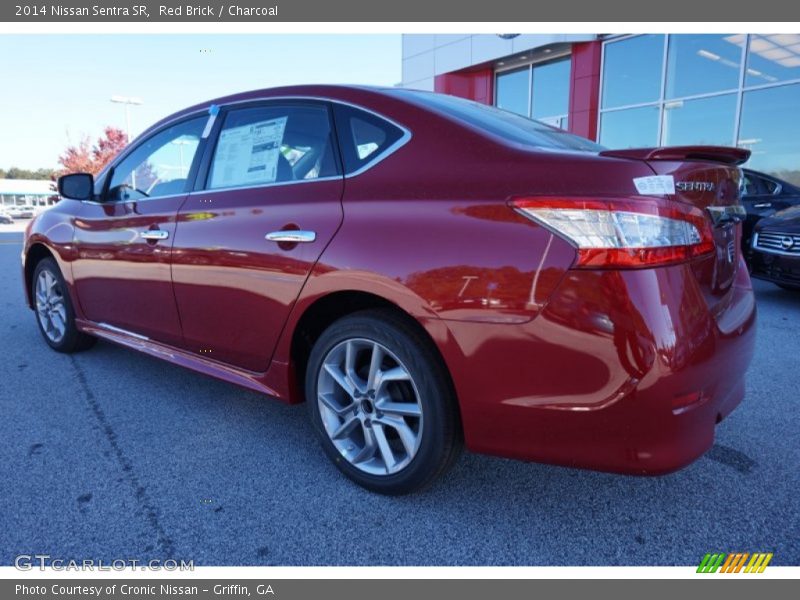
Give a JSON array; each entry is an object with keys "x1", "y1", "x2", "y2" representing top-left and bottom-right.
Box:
[{"x1": 601, "y1": 146, "x2": 750, "y2": 307}]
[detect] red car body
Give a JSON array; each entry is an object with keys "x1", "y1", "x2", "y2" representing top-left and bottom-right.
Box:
[{"x1": 23, "y1": 85, "x2": 756, "y2": 477}]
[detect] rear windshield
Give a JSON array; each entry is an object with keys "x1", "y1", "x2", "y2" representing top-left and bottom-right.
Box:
[{"x1": 389, "y1": 89, "x2": 605, "y2": 152}]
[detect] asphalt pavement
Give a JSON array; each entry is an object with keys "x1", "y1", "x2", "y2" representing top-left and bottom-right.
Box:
[{"x1": 0, "y1": 229, "x2": 798, "y2": 566}]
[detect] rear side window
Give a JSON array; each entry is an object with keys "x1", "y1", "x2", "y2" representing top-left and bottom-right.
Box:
[
  {"x1": 762, "y1": 178, "x2": 780, "y2": 195},
  {"x1": 207, "y1": 103, "x2": 340, "y2": 190},
  {"x1": 333, "y1": 104, "x2": 406, "y2": 174}
]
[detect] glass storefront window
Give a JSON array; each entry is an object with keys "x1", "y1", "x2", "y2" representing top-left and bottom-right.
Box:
[
  {"x1": 745, "y1": 34, "x2": 800, "y2": 87},
  {"x1": 599, "y1": 32, "x2": 800, "y2": 176},
  {"x1": 662, "y1": 94, "x2": 737, "y2": 147},
  {"x1": 601, "y1": 34, "x2": 664, "y2": 109},
  {"x1": 665, "y1": 34, "x2": 742, "y2": 99},
  {"x1": 531, "y1": 58, "x2": 570, "y2": 120},
  {"x1": 739, "y1": 83, "x2": 800, "y2": 186},
  {"x1": 599, "y1": 106, "x2": 660, "y2": 148},
  {"x1": 495, "y1": 68, "x2": 529, "y2": 117}
]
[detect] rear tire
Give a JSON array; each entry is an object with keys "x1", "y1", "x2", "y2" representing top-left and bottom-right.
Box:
[
  {"x1": 306, "y1": 309, "x2": 461, "y2": 495},
  {"x1": 32, "y1": 258, "x2": 96, "y2": 353}
]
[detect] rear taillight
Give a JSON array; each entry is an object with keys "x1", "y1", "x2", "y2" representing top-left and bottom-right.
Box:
[{"x1": 512, "y1": 197, "x2": 715, "y2": 269}]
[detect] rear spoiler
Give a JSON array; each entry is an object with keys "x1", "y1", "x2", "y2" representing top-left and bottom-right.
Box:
[{"x1": 599, "y1": 145, "x2": 751, "y2": 166}]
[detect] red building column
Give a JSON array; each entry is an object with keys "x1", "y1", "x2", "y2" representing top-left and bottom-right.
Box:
[
  {"x1": 434, "y1": 68, "x2": 494, "y2": 105},
  {"x1": 568, "y1": 41, "x2": 603, "y2": 141}
]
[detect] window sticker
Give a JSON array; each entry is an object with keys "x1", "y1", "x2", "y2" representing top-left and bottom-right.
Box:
[
  {"x1": 210, "y1": 117, "x2": 288, "y2": 188},
  {"x1": 633, "y1": 175, "x2": 675, "y2": 195}
]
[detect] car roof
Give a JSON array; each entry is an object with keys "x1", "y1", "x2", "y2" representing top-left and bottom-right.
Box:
[{"x1": 143, "y1": 84, "x2": 399, "y2": 136}]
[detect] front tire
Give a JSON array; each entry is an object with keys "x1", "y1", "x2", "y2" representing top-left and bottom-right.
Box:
[
  {"x1": 32, "y1": 258, "x2": 96, "y2": 353},
  {"x1": 306, "y1": 309, "x2": 461, "y2": 495}
]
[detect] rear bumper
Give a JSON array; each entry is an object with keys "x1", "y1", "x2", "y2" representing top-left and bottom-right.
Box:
[
  {"x1": 749, "y1": 248, "x2": 800, "y2": 288},
  {"x1": 443, "y1": 258, "x2": 757, "y2": 475}
]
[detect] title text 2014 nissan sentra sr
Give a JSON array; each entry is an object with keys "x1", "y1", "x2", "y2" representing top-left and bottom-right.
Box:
[{"x1": 23, "y1": 85, "x2": 756, "y2": 494}]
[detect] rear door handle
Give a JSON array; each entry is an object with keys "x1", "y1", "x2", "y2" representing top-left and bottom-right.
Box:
[
  {"x1": 265, "y1": 230, "x2": 316, "y2": 243},
  {"x1": 140, "y1": 230, "x2": 170, "y2": 241}
]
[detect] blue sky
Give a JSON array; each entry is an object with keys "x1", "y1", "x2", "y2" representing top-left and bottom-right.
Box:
[{"x1": 0, "y1": 35, "x2": 401, "y2": 169}]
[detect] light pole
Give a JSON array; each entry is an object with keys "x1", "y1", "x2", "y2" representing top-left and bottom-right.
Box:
[
  {"x1": 171, "y1": 139, "x2": 192, "y2": 177},
  {"x1": 110, "y1": 95, "x2": 143, "y2": 144}
]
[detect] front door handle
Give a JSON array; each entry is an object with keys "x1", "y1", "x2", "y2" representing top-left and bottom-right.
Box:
[
  {"x1": 140, "y1": 230, "x2": 169, "y2": 241},
  {"x1": 265, "y1": 230, "x2": 316, "y2": 243}
]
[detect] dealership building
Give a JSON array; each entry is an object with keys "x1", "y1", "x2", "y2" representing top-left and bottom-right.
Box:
[
  {"x1": 401, "y1": 34, "x2": 800, "y2": 184},
  {"x1": 0, "y1": 178, "x2": 56, "y2": 208}
]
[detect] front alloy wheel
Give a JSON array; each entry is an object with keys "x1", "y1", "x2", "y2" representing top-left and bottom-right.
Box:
[
  {"x1": 307, "y1": 309, "x2": 461, "y2": 495},
  {"x1": 32, "y1": 258, "x2": 96, "y2": 353},
  {"x1": 35, "y1": 268, "x2": 67, "y2": 344}
]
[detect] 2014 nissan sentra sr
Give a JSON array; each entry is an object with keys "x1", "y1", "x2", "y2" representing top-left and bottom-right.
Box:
[{"x1": 23, "y1": 85, "x2": 757, "y2": 494}]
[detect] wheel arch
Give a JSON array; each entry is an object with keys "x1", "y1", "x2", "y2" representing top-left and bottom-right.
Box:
[
  {"x1": 287, "y1": 289, "x2": 463, "y2": 437},
  {"x1": 24, "y1": 243, "x2": 57, "y2": 309}
]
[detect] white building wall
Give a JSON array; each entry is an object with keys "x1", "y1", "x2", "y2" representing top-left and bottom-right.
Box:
[
  {"x1": 401, "y1": 34, "x2": 599, "y2": 90},
  {"x1": 0, "y1": 179, "x2": 54, "y2": 195},
  {"x1": 0, "y1": 179, "x2": 56, "y2": 207}
]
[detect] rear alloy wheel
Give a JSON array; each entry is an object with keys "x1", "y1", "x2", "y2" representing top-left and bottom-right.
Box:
[
  {"x1": 32, "y1": 258, "x2": 96, "y2": 353},
  {"x1": 306, "y1": 309, "x2": 461, "y2": 494}
]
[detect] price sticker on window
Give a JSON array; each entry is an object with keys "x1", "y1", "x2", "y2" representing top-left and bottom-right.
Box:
[{"x1": 633, "y1": 175, "x2": 675, "y2": 195}]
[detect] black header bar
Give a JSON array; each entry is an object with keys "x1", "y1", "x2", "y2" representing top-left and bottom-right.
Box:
[
  {"x1": 2, "y1": 1, "x2": 800, "y2": 22},
  {"x1": 3, "y1": 578, "x2": 796, "y2": 600}
]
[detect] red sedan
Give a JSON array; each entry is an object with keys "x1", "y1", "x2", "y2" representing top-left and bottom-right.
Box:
[{"x1": 23, "y1": 85, "x2": 756, "y2": 494}]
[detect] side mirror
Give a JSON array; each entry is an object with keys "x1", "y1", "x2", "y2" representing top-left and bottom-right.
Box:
[{"x1": 58, "y1": 173, "x2": 94, "y2": 201}]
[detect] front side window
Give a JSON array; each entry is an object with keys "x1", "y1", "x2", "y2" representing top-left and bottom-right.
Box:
[
  {"x1": 208, "y1": 103, "x2": 339, "y2": 190},
  {"x1": 106, "y1": 117, "x2": 205, "y2": 202}
]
